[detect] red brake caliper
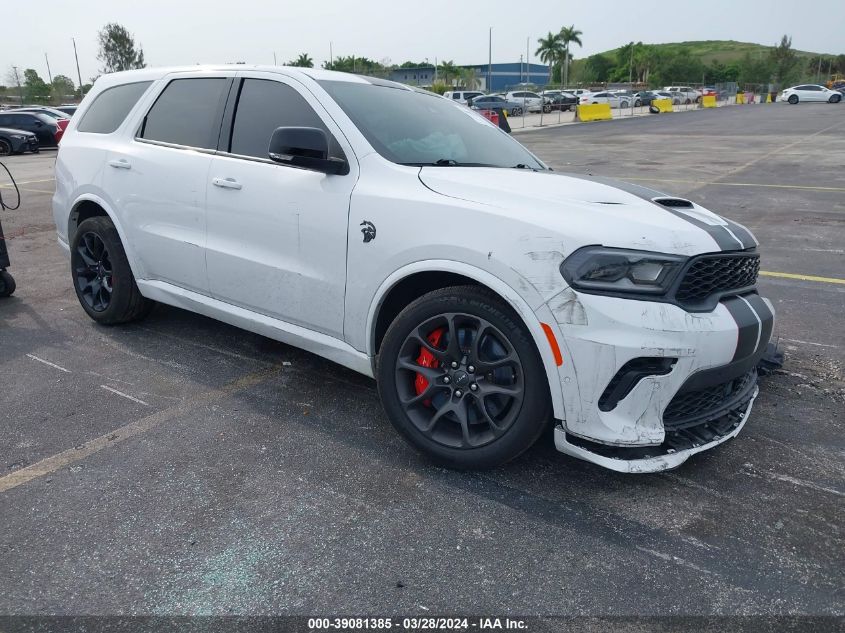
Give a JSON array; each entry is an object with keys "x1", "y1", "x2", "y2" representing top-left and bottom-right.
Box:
[{"x1": 415, "y1": 327, "x2": 445, "y2": 407}]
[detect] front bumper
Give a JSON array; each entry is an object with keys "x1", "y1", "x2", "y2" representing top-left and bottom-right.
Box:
[{"x1": 544, "y1": 287, "x2": 773, "y2": 472}]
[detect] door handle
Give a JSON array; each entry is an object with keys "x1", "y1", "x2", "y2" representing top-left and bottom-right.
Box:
[
  {"x1": 212, "y1": 177, "x2": 243, "y2": 190},
  {"x1": 108, "y1": 158, "x2": 131, "y2": 169}
]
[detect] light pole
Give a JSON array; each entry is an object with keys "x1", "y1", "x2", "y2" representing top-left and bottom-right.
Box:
[
  {"x1": 72, "y1": 38, "x2": 84, "y2": 98},
  {"x1": 12, "y1": 66, "x2": 24, "y2": 105}
]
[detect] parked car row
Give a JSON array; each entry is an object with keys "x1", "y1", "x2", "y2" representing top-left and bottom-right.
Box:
[{"x1": 0, "y1": 103, "x2": 76, "y2": 153}]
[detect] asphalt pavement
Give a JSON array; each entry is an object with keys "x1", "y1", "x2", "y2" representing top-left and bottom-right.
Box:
[{"x1": 0, "y1": 103, "x2": 843, "y2": 622}]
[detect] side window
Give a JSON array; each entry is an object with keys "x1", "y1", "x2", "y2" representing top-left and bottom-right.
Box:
[
  {"x1": 228, "y1": 78, "x2": 343, "y2": 160},
  {"x1": 451, "y1": 93, "x2": 461, "y2": 100},
  {"x1": 77, "y1": 81, "x2": 152, "y2": 134},
  {"x1": 139, "y1": 78, "x2": 230, "y2": 149}
]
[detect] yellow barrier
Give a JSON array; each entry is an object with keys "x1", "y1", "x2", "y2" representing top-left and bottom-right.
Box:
[
  {"x1": 575, "y1": 103, "x2": 612, "y2": 122},
  {"x1": 736, "y1": 93, "x2": 745, "y2": 104},
  {"x1": 653, "y1": 98, "x2": 673, "y2": 113},
  {"x1": 766, "y1": 93, "x2": 772, "y2": 103},
  {"x1": 701, "y1": 95, "x2": 716, "y2": 108}
]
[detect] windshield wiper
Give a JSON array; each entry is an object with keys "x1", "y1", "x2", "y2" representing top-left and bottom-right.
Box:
[
  {"x1": 512, "y1": 163, "x2": 539, "y2": 171},
  {"x1": 399, "y1": 159, "x2": 498, "y2": 167}
]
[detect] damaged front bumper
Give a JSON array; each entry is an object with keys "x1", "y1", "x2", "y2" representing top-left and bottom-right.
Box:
[{"x1": 554, "y1": 387, "x2": 757, "y2": 473}]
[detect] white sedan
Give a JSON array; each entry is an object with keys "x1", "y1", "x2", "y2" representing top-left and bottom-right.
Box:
[
  {"x1": 780, "y1": 84, "x2": 842, "y2": 104},
  {"x1": 579, "y1": 91, "x2": 631, "y2": 109}
]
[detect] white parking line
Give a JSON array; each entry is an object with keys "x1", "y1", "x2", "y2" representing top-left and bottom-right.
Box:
[
  {"x1": 26, "y1": 354, "x2": 70, "y2": 373},
  {"x1": 100, "y1": 385, "x2": 149, "y2": 407}
]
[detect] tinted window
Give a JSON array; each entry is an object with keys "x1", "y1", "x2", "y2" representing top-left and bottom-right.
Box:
[
  {"x1": 140, "y1": 78, "x2": 229, "y2": 149},
  {"x1": 229, "y1": 79, "x2": 342, "y2": 160},
  {"x1": 451, "y1": 94, "x2": 461, "y2": 99},
  {"x1": 318, "y1": 80, "x2": 544, "y2": 169},
  {"x1": 78, "y1": 81, "x2": 152, "y2": 134}
]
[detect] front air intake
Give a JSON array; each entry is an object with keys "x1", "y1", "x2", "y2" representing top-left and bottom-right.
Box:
[{"x1": 598, "y1": 357, "x2": 677, "y2": 412}]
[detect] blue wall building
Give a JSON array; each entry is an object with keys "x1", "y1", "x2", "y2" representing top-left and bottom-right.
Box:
[{"x1": 388, "y1": 62, "x2": 550, "y2": 92}]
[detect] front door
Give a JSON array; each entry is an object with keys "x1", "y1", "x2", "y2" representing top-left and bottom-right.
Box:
[{"x1": 205, "y1": 73, "x2": 357, "y2": 339}]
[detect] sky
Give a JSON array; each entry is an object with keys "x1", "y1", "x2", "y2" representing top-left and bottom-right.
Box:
[{"x1": 2, "y1": 0, "x2": 842, "y2": 87}]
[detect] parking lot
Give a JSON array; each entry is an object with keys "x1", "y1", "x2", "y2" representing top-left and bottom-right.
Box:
[{"x1": 0, "y1": 104, "x2": 843, "y2": 619}]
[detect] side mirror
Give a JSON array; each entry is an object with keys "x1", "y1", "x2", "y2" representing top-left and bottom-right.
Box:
[{"x1": 268, "y1": 127, "x2": 348, "y2": 175}]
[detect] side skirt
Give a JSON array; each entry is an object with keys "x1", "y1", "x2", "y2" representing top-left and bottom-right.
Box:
[{"x1": 136, "y1": 280, "x2": 374, "y2": 377}]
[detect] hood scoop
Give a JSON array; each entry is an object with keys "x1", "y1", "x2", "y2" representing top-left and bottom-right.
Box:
[{"x1": 652, "y1": 196, "x2": 694, "y2": 208}]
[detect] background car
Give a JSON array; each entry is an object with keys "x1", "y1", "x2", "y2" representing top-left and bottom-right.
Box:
[
  {"x1": 443, "y1": 91, "x2": 485, "y2": 105},
  {"x1": 0, "y1": 111, "x2": 62, "y2": 147},
  {"x1": 56, "y1": 104, "x2": 78, "y2": 116},
  {"x1": 546, "y1": 92, "x2": 578, "y2": 111},
  {"x1": 470, "y1": 94, "x2": 526, "y2": 116},
  {"x1": 780, "y1": 84, "x2": 842, "y2": 104},
  {"x1": 15, "y1": 106, "x2": 71, "y2": 132},
  {"x1": 664, "y1": 86, "x2": 702, "y2": 103},
  {"x1": 629, "y1": 91, "x2": 661, "y2": 106},
  {"x1": 653, "y1": 90, "x2": 682, "y2": 105},
  {"x1": 504, "y1": 91, "x2": 548, "y2": 113},
  {"x1": 0, "y1": 127, "x2": 39, "y2": 155},
  {"x1": 580, "y1": 91, "x2": 630, "y2": 108}
]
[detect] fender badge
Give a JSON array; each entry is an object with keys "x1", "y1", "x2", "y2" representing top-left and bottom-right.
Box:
[{"x1": 360, "y1": 220, "x2": 376, "y2": 243}]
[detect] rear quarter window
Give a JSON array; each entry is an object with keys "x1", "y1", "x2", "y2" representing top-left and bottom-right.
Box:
[{"x1": 77, "y1": 81, "x2": 153, "y2": 134}]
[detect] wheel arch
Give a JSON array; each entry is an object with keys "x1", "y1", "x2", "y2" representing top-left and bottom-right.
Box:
[
  {"x1": 366, "y1": 260, "x2": 566, "y2": 420},
  {"x1": 68, "y1": 194, "x2": 144, "y2": 279}
]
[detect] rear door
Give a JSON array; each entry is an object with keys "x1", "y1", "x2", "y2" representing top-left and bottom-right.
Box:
[
  {"x1": 103, "y1": 72, "x2": 234, "y2": 294},
  {"x1": 204, "y1": 72, "x2": 357, "y2": 338}
]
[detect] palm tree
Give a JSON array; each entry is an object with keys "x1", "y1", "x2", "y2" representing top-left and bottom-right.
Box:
[
  {"x1": 288, "y1": 53, "x2": 314, "y2": 68},
  {"x1": 559, "y1": 25, "x2": 583, "y2": 88},
  {"x1": 438, "y1": 60, "x2": 459, "y2": 86},
  {"x1": 535, "y1": 31, "x2": 564, "y2": 87},
  {"x1": 459, "y1": 67, "x2": 480, "y2": 90}
]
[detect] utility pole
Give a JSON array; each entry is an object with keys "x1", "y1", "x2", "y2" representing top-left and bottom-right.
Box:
[
  {"x1": 329, "y1": 42, "x2": 333, "y2": 69},
  {"x1": 12, "y1": 66, "x2": 24, "y2": 105},
  {"x1": 45, "y1": 53, "x2": 53, "y2": 84},
  {"x1": 526, "y1": 36, "x2": 530, "y2": 85},
  {"x1": 520, "y1": 55, "x2": 523, "y2": 83},
  {"x1": 487, "y1": 27, "x2": 492, "y2": 92},
  {"x1": 273, "y1": 52, "x2": 277, "y2": 65},
  {"x1": 72, "y1": 38, "x2": 84, "y2": 98}
]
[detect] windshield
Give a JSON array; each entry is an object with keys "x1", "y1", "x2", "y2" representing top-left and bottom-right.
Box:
[{"x1": 318, "y1": 80, "x2": 545, "y2": 169}]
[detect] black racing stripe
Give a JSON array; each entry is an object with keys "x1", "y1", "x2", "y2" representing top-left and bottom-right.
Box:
[
  {"x1": 744, "y1": 293, "x2": 774, "y2": 354},
  {"x1": 562, "y1": 173, "x2": 743, "y2": 251},
  {"x1": 722, "y1": 218, "x2": 757, "y2": 249},
  {"x1": 661, "y1": 208, "x2": 740, "y2": 251},
  {"x1": 723, "y1": 297, "x2": 760, "y2": 362}
]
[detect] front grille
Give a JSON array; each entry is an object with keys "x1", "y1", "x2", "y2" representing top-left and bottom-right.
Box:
[
  {"x1": 675, "y1": 253, "x2": 760, "y2": 307},
  {"x1": 664, "y1": 370, "x2": 757, "y2": 429}
]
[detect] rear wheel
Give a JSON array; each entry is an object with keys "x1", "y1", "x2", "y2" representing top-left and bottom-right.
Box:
[
  {"x1": 620, "y1": 101, "x2": 629, "y2": 109},
  {"x1": 0, "y1": 271, "x2": 16, "y2": 297},
  {"x1": 0, "y1": 139, "x2": 11, "y2": 156},
  {"x1": 788, "y1": 94, "x2": 799, "y2": 104},
  {"x1": 377, "y1": 286, "x2": 551, "y2": 470},
  {"x1": 71, "y1": 216, "x2": 153, "y2": 324},
  {"x1": 511, "y1": 107, "x2": 523, "y2": 116}
]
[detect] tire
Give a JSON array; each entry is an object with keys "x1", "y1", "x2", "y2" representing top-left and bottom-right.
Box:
[
  {"x1": 70, "y1": 216, "x2": 153, "y2": 324},
  {"x1": 543, "y1": 104, "x2": 551, "y2": 113},
  {"x1": 620, "y1": 101, "x2": 629, "y2": 109},
  {"x1": 377, "y1": 286, "x2": 551, "y2": 470},
  {"x1": 0, "y1": 139, "x2": 11, "y2": 157},
  {"x1": 511, "y1": 107, "x2": 522, "y2": 116},
  {"x1": 788, "y1": 94, "x2": 798, "y2": 104},
  {"x1": 830, "y1": 94, "x2": 841, "y2": 103},
  {"x1": 0, "y1": 270, "x2": 16, "y2": 297},
  {"x1": 684, "y1": 98, "x2": 691, "y2": 105},
  {"x1": 634, "y1": 99, "x2": 642, "y2": 107}
]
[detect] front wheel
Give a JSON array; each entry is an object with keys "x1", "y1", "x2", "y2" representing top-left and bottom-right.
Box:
[
  {"x1": 377, "y1": 286, "x2": 551, "y2": 470},
  {"x1": 634, "y1": 99, "x2": 642, "y2": 107},
  {"x1": 620, "y1": 101, "x2": 629, "y2": 109},
  {"x1": 70, "y1": 216, "x2": 154, "y2": 324},
  {"x1": 542, "y1": 104, "x2": 551, "y2": 113},
  {"x1": 0, "y1": 139, "x2": 11, "y2": 157},
  {"x1": 830, "y1": 94, "x2": 842, "y2": 103},
  {"x1": 511, "y1": 107, "x2": 523, "y2": 116},
  {"x1": 788, "y1": 94, "x2": 799, "y2": 104}
]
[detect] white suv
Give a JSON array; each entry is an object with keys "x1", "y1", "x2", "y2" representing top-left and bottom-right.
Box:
[
  {"x1": 663, "y1": 86, "x2": 702, "y2": 104},
  {"x1": 504, "y1": 91, "x2": 548, "y2": 113},
  {"x1": 443, "y1": 90, "x2": 485, "y2": 105},
  {"x1": 53, "y1": 66, "x2": 774, "y2": 472}
]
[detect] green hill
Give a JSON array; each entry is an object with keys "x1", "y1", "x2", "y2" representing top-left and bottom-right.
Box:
[{"x1": 594, "y1": 40, "x2": 835, "y2": 65}]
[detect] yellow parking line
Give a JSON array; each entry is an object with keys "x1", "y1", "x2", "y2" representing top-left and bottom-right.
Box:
[
  {"x1": 760, "y1": 271, "x2": 845, "y2": 285},
  {"x1": 0, "y1": 367, "x2": 280, "y2": 494},
  {"x1": 621, "y1": 177, "x2": 845, "y2": 192}
]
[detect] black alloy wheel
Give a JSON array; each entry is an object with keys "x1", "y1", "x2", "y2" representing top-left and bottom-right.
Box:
[
  {"x1": 394, "y1": 312, "x2": 524, "y2": 449},
  {"x1": 74, "y1": 232, "x2": 114, "y2": 312},
  {"x1": 0, "y1": 139, "x2": 11, "y2": 156},
  {"x1": 377, "y1": 286, "x2": 551, "y2": 470},
  {"x1": 788, "y1": 94, "x2": 799, "y2": 104}
]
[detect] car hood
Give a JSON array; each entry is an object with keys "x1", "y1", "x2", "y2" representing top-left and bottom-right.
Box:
[
  {"x1": 418, "y1": 167, "x2": 756, "y2": 256},
  {"x1": 0, "y1": 127, "x2": 36, "y2": 136}
]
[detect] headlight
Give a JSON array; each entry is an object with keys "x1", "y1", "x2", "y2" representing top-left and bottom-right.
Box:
[
  {"x1": 11, "y1": 134, "x2": 26, "y2": 140},
  {"x1": 560, "y1": 246, "x2": 687, "y2": 297}
]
